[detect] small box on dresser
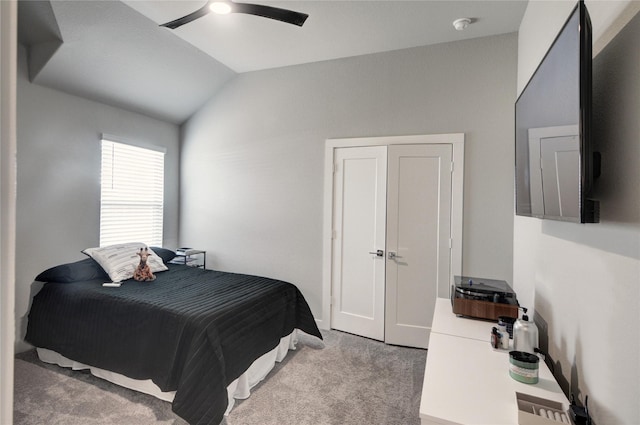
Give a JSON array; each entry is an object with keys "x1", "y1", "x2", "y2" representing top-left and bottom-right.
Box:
[{"x1": 516, "y1": 393, "x2": 572, "y2": 425}]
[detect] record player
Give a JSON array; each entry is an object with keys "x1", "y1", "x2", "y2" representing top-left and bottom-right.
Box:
[{"x1": 451, "y1": 275, "x2": 519, "y2": 320}]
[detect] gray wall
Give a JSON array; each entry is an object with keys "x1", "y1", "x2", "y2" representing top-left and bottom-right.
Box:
[
  {"x1": 514, "y1": 4, "x2": 640, "y2": 425},
  {"x1": 180, "y1": 33, "x2": 518, "y2": 321},
  {"x1": 15, "y1": 44, "x2": 180, "y2": 351}
]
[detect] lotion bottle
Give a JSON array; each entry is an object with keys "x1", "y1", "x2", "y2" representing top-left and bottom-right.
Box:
[{"x1": 513, "y1": 307, "x2": 539, "y2": 355}]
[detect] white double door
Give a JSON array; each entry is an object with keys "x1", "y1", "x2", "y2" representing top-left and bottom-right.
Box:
[{"x1": 331, "y1": 144, "x2": 452, "y2": 348}]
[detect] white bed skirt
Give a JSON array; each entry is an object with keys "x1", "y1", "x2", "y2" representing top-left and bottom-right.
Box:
[{"x1": 37, "y1": 329, "x2": 299, "y2": 416}]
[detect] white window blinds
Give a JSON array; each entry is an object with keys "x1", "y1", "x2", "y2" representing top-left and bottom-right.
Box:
[{"x1": 100, "y1": 139, "x2": 165, "y2": 247}]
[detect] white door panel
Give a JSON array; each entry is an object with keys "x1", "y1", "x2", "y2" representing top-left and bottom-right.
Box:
[
  {"x1": 331, "y1": 147, "x2": 387, "y2": 341},
  {"x1": 385, "y1": 144, "x2": 452, "y2": 348},
  {"x1": 329, "y1": 140, "x2": 458, "y2": 350}
]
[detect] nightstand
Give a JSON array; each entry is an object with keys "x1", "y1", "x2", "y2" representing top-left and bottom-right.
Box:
[{"x1": 170, "y1": 249, "x2": 206, "y2": 269}]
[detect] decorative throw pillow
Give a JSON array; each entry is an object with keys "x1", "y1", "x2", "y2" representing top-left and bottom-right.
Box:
[
  {"x1": 35, "y1": 257, "x2": 110, "y2": 283},
  {"x1": 82, "y1": 242, "x2": 168, "y2": 283},
  {"x1": 150, "y1": 246, "x2": 177, "y2": 264}
]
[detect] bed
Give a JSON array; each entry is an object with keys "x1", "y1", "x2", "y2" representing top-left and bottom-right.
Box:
[{"x1": 25, "y1": 245, "x2": 322, "y2": 425}]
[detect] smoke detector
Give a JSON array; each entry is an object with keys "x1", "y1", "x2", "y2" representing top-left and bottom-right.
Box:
[{"x1": 453, "y1": 18, "x2": 472, "y2": 31}]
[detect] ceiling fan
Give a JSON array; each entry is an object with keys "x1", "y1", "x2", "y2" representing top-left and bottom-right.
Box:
[{"x1": 160, "y1": 1, "x2": 309, "y2": 29}]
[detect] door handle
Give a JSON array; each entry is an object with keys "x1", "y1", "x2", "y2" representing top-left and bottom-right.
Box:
[
  {"x1": 368, "y1": 250, "x2": 384, "y2": 257},
  {"x1": 388, "y1": 251, "x2": 402, "y2": 260}
]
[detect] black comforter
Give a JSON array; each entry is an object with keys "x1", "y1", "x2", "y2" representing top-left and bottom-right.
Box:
[{"x1": 25, "y1": 264, "x2": 322, "y2": 425}]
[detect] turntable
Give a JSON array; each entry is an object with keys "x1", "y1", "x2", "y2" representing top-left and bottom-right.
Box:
[{"x1": 451, "y1": 275, "x2": 519, "y2": 320}]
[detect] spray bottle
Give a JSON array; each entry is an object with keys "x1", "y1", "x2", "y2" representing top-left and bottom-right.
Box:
[{"x1": 513, "y1": 307, "x2": 539, "y2": 355}]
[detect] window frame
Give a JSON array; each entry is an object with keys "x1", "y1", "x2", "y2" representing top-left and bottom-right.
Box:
[{"x1": 99, "y1": 135, "x2": 166, "y2": 247}]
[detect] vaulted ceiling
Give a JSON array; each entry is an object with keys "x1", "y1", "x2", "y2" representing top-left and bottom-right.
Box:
[{"x1": 18, "y1": 1, "x2": 528, "y2": 125}]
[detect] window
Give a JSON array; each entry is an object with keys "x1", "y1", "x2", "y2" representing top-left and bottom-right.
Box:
[{"x1": 100, "y1": 139, "x2": 165, "y2": 247}]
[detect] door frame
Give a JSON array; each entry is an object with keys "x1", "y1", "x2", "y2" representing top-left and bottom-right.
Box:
[
  {"x1": 321, "y1": 134, "x2": 464, "y2": 330},
  {"x1": 0, "y1": 1, "x2": 17, "y2": 423}
]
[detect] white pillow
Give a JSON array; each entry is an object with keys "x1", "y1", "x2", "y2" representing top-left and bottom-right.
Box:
[{"x1": 82, "y1": 242, "x2": 168, "y2": 283}]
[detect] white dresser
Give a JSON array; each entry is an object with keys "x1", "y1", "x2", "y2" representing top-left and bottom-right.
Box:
[{"x1": 419, "y1": 298, "x2": 569, "y2": 425}]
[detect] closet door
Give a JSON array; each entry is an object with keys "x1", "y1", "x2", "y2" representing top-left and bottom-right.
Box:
[
  {"x1": 331, "y1": 146, "x2": 387, "y2": 341},
  {"x1": 385, "y1": 144, "x2": 452, "y2": 348}
]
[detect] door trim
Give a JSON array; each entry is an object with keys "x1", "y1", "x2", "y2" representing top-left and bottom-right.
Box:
[
  {"x1": 0, "y1": 1, "x2": 17, "y2": 423},
  {"x1": 321, "y1": 134, "x2": 465, "y2": 330}
]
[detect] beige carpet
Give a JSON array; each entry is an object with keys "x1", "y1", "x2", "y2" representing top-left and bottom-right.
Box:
[{"x1": 15, "y1": 330, "x2": 427, "y2": 425}]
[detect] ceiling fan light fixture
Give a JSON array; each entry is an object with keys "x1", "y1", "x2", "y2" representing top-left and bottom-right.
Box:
[
  {"x1": 210, "y1": 2, "x2": 232, "y2": 15},
  {"x1": 160, "y1": 1, "x2": 308, "y2": 29}
]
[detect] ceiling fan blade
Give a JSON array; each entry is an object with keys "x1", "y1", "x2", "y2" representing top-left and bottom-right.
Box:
[
  {"x1": 232, "y1": 3, "x2": 308, "y2": 27},
  {"x1": 160, "y1": 3, "x2": 211, "y2": 29}
]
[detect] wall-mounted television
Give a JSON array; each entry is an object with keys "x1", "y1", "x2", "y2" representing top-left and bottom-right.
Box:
[{"x1": 515, "y1": 1, "x2": 600, "y2": 223}]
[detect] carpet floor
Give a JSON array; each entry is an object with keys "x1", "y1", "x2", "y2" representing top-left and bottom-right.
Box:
[{"x1": 14, "y1": 330, "x2": 427, "y2": 425}]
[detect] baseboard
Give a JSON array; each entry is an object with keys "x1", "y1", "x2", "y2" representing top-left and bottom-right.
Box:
[{"x1": 315, "y1": 318, "x2": 328, "y2": 331}]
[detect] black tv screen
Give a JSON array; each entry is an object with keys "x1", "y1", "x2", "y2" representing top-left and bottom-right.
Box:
[{"x1": 515, "y1": 1, "x2": 599, "y2": 223}]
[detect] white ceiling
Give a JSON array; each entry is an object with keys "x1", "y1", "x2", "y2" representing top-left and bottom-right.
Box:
[
  {"x1": 18, "y1": 0, "x2": 528, "y2": 124},
  {"x1": 124, "y1": 0, "x2": 529, "y2": 73}
]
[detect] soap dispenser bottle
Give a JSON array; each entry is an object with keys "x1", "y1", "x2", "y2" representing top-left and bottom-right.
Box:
[{"x1": 513, "y1": 307, "x2": 539, "y2": 355}]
